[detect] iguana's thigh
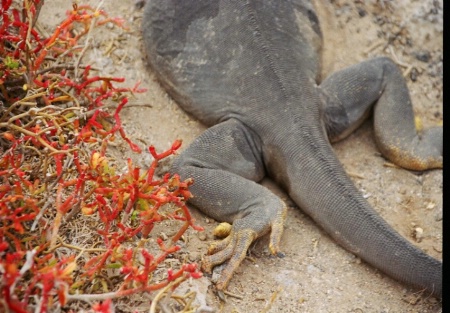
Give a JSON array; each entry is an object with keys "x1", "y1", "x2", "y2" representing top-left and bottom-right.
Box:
[
  {"x1": 172, "y1": 118, "x2": 265, "y2": 221},
  {"x1": 318, "y1": 56, "x2": 442, "y2": 170},
  {"x1": 172, "y1": 118, "x2": 281, "y2": 224},
  {"x1": 171, "y1": 118, "x2": 286, "y2": 290}
]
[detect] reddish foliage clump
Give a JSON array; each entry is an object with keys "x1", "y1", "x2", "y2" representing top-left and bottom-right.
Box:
[{"x1": 0, "y1": 1, "x2": 203, "y2": 312}]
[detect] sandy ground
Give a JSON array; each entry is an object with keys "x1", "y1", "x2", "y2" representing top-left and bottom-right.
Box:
[{"x1": 40, "y1": 0, "x2": 442, "y2": 312}]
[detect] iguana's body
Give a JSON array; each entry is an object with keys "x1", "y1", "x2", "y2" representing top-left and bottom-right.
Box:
[{"x1": 142, "y1": 0, "x2": 442, "y2": 297}]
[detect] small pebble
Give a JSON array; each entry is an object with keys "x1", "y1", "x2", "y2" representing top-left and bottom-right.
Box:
[
  {"x1": 197, "y1": 232, "x2": 207, "y2": 241},
  {"x1": 357, "y1": 7, "x2": 367, "y2": 17},
  {"x1": 413, "y1": 50, "x2": 431, "y2": 63},
  {"x1": 188, "y1": 251, "x2": 201, "y2": 262},
  {"x1": 159, "y1": 232, "x2": 168, "y2": 241},
  {"x1": 412, "y1": 227, "x2": 423, "y2": 243}
]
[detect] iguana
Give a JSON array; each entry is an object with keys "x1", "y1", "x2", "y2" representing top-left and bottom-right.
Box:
[{"x1": 141, "y1": 0, "x2": 442, "y2": 297}]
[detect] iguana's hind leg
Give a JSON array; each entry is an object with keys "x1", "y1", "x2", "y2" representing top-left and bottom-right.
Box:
[
  {"x1": 171, "y1": 118, "x2": 287, "y2": 290},
  {"x1": 318, "y1": 56, "x2": 442, "y2": 170}
]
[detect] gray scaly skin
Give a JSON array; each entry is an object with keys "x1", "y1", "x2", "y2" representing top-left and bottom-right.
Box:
[{"x1": 142, "y1": 0, "x2": 442, "y2": 297}]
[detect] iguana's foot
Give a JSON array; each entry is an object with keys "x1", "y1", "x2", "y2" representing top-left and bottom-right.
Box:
[
  {"x1": 202, "y1": 205, "x2": 287, "y2": 290},
  {"x1": 376, "y1": 126, "x2": 442, "y2": 171}
]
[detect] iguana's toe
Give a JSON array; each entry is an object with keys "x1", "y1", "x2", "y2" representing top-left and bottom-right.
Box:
[{"x1": 269, "y1": 207, "x2": 286, "y2": 255}]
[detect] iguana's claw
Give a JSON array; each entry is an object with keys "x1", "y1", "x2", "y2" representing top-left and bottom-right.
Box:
[{"x1": 201, "y1": 204, "x2": 287, "y2": 290}]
